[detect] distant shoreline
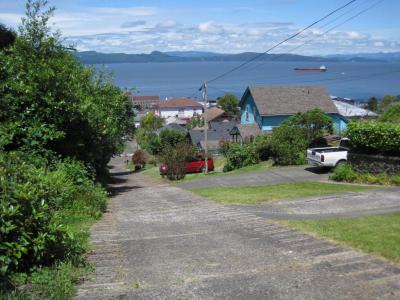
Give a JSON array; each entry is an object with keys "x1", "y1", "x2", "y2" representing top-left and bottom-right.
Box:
[{"x1": 76, "y1": 50, "x2": 399, "y2": 65}]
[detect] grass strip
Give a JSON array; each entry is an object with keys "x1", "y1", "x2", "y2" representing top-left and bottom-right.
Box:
[
  {"x1": 283, "y1": 213, "x2": 400, "y2": 262},
  {"x1": 189, "y1": 182, "x2": 376, "y2": 205}
]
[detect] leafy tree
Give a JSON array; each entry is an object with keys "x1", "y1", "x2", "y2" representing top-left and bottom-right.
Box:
[
  {"x1": 217, "y1": 94, "x2": 239, "y2": 117},
  {"x1": 186, "y1": 114, "x2": 204, "y2": 129},
  {"x1": 135, "y1": 128, "x2": 162, "y2": 155},
  {"x1": 0, "y1": 0, "x2": 134, "y2": 173},
  {"x1": 284, "y1": 109, "x2": 333, "y2": 145},
  {"x1": 159, "y1": 129, "x2": 187, "y2": 149},
  {"x1": 0, "y1": 24, "x2": 16, "y2": 49},
  {"x1": 366, "y1": 96, "x2": 378, "y2": 112},
  {"x1": 378, "y1": 94, "x2": 399, "y2": 113},
  {"x1": 140, "y1": 111, "x2": 164, "y2": 131},
  {"x1": 379, "y1": 103, "x2": 400, "y2": 124}
]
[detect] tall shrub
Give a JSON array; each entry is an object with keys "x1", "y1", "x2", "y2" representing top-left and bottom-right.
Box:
[
  {"x1": 346, "y1": 121, "x2": 400, "y2": 156},
  {"x1": 269, "y1": 125, "x2": 308, "y2": 165},
  {"x1": 223, "y1": 143, "x2": 259, "y2": 172},
  {"x1": 159, "y1": 129, "x2": 187, "y2": 149}
]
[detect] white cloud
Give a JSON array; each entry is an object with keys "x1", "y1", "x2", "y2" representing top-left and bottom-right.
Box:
[{"x1": 198, "y1": 21, "x2": 224, "y2": 34}]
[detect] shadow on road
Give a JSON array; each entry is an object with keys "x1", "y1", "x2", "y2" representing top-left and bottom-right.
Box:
[
  {"x1": 305, "y1": 167, "x2": 331, "y2": 175},
  {"x1": 108, "y1": 185, "x2": 143, "y2": 196}
]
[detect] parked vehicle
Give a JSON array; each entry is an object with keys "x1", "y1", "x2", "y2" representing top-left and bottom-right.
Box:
[
  {"x1": 159, "y1": 158, "x2": 214, "y2": 175},
  {"x1": 307, "y1": 138, "x2": 351, "y2": 168}
]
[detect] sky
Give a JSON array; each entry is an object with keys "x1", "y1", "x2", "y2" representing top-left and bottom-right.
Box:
[{"x1": 0, "y1": 0, "x2": 399, "y2": 55}]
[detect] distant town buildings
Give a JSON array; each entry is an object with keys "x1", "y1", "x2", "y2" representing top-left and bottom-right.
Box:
[{"x1": 157, "y1": 97, "x2": 204, "y2": 123}]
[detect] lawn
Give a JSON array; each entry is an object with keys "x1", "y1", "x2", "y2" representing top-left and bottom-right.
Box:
[
  {"x1": 283, "y1": 213, "x2": 400, "y2": 263},
  {"x1": 189, "y1": 182, "x2": 376, "y2": 205}
]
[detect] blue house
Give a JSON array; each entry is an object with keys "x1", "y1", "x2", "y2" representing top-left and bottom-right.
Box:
[{"x1": 239, "y1": 86, "x2": 348, "y2": 134}]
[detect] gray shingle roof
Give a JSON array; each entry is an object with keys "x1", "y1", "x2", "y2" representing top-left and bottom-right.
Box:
[
  {"x1": 243, "y1": 86, "x2": 339, "y2": 116},
  {"x1": 189, "y1": 121, "x2": 237, "y2": 149},
  {"x1": 236, "y1": 124, "x2": 261, "y2": 139}
]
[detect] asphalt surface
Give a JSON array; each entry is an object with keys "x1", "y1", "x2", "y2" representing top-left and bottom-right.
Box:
[
  {"x1": 77, "y1": 160, "x2": 400, "y2": 299},
  {"x1": 178, "y1": 166, "x2": 330, "y2": 189},
  {"x1": 231, "y1": 188, "x2": 400, "y2": 220}
]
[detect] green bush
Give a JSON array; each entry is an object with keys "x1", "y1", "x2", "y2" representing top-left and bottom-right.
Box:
[
  {"x1": 346, "y1": 121, "x2": 400, "y2": 156},
  {"x1": 159, "y1": 143, "x2": 197, "y2": 180},
  {"x1": 269, "y1": 125, "x2": 307, "y2": 165},
  {"x1": 0, "y1": 152, "x2": 106, "y2": 285},
  {"x1": 379, "y1": 103, "x2": 400, "y2": 123},
  {"x1": 330, "y1": 164, "x2": 358, "y2": 182},
  {"x1": 254, "y1": 134, "x2": 271, "y2": 161},
  {"x1": 283, "y1": 109, "x2": 333, "y2": 145},
  {"x1": 223, "y1": 143, "x2": 260, "y2": 172},
  {"x1": 159, "y1": 129, "x2": 187, "y2": 149}
]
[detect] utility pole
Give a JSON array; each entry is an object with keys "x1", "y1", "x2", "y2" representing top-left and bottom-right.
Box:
[{"x1": 200, "y1": 81, "x2": 209, "y2": 174}]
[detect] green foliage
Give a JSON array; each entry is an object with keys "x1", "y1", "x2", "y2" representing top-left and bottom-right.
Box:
[
  {"x1": 330, "y1": 164, "x2": 358, "y2": 182},
  {"x1": 379, "y1": 103, "x2": 400, "y2": 123},
  {"x1": 186, "y1": 114, "x2": 204, "y2": 129},
  {"x1": 0, "y1": 24, "x2": 16, "y2": 49},
  {"x1": 0, "y1": 152, "x2": 106, "y2": 293},
  {"x1": 140, "y1": 112, "x2": 164, "y2": 131},
  {"x1": 223, "y1": 143, "x2": 260, "y2": 172},
  {"x1": 269, "y1": 125, "x2": 307, "y2": 165},
  {"x1": 159, "y1": 143, "x2": 197, "y2": 180},
  {"x1": 366, "y1": 97, "x2": 378, "y2": 112},
  {"x1": 0, "y1": 0, "x2": 134, "y2": 174},
  {"x1": 254, "y1": 134, "x2": 271, "y2": 161},
  {"x1": 378, "y1": 94, "x2": 399, "y2": 113},
  {"x1": 284, "y1": 109, "x2": 333, "y2": 145},
  {"x1": 218, "y1": 140, "x2": 232, "y2": 157},
  {"x1": 330, "y1": 163, "x2": 400, "y2": 186},
  {"x1": 346, "y1": 121, "x2": 400, "y2": 156},
  {"x1": 159, "y1": 129, "x2": 187, "y2": 149},
  {"x1": 217, "y1": 94, "x2": 240, "y2": 117},
  {"x1": 135, "y1": 128, "x2": 162, "y2": 155}
]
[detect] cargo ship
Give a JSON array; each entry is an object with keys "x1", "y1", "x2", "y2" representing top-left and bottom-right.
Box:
[{"x1": 294, "y1": 65, "x2": 327, "y2": 72}]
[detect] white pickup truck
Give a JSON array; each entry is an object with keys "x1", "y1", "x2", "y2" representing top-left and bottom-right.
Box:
[{"x1": 307, "y1": 138, "x2": 351, "y2": 168}]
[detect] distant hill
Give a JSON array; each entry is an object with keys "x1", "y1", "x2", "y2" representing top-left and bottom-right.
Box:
[
  {"x1": 76, "y1": 50, "x2": 400, "y2": 64},
  {"x1": 325, "y1": 52, "x2": 400, "y2": 62},
  {"x1": 76, "y1": 51, "x2": 332, "y2": 64}
]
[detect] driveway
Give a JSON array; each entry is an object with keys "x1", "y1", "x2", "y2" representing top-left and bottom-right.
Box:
[
  {"x1": 232, "y1": 188, "x2": 400, "y2": 220},
  {"x1": 77, "y1": 159, "x2": 400, "y2": 299},
  {"x1": 178, "y1": 166, "x2": 329, "y2": 189}
]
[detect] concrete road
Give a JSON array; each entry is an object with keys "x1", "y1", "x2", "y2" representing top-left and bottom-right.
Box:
[
  {"x1": 77, "y1": 160, "x2": 400, "y2": 299},
  {"x1": 178, "y1": 166, "x2": 330, "y2": 189},
  {"x1": 233, "y1": 188, "x2": 400, "y2": 220}
]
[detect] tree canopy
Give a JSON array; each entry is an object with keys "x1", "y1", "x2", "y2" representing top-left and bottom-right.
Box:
[
  {"x1": 140, "y1": 112, "x2": 165, "y2": 131},
  {"x1": 0, "y1": 24, "x2": 16, "y2": 49},
  {"x1": 0, "y1": 0, "x2": 135, "y2": 173},
  {"x1": 283, "y1": 109, "x2": 333, "y2": 145},
  {"x1": 217, "y1": 94, "x2": 240, "y2": 117}
]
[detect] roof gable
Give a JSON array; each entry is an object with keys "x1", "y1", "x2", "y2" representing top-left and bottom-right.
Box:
[
  {"x1": 159, "y1": 98, "x2": 203, "y2": 109},
  {"x1": 244, "y1": 86, "x2": 339, "y2": 116}
]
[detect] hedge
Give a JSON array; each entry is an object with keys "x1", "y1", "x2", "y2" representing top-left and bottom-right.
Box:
[{"x1": 346, "y1": 121, "x2": 400, "y2": 156}]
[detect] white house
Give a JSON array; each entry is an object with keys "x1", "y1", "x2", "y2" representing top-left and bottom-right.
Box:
[{"x1": 157, "y1": 98, "x2": 203, "y2": 123}]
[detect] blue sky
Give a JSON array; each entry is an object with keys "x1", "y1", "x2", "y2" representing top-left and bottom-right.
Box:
[{"x1": 1, "y1": 0, "x2": 399, "y2": 54}]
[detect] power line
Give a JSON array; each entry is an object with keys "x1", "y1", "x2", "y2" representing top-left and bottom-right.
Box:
[
  {"x1": 240, "y1": 0, "x2": 381, "y2": 74},
  {"x1": 208, "y1": 69, "x2": 400, "y2": 96},
  {"x1": 206, "y1": 0, "x2": 357, "y2": 84}
]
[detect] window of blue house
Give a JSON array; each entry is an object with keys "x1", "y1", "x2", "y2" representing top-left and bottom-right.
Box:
[{"x1": 246, "y1": 105, "x2": 249, "y2": 121}]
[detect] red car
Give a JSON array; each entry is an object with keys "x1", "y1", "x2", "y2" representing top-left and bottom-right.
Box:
[{"x1": 159, "y1": 158, "x2": 214, "y2": 175}]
